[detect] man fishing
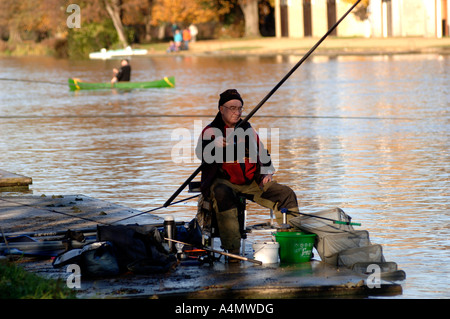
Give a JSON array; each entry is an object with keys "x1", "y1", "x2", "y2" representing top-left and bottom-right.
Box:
[
  {"x1": 196, "y1": 89, "x2": 300, "y2": 261},
  {"x1": 111, "y1": 59, "x2": 131, "y2": 84}
]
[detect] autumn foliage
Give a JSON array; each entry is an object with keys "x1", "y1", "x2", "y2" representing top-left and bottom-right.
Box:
[
  {"x1": 0, "y1": 0, "x2": 236, "y2": 43},
  {"x1": 150, "y1": 0, "x2": 233, "y2": 26},
  {"x1": 0, "y1": 0, "x2": 272, "y2": 58}
]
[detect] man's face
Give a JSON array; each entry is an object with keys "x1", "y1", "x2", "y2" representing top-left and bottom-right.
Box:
[{"x1": 219, "y1": 99, "x2": 243, "y2": 127}]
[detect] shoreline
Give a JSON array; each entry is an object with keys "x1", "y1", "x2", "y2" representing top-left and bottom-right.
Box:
[
  {"x1": 1, "y1": 37, "x2": 450, "y2": 59},
  {"x1": 149, "y1": 36, "x2": 450, "y2": 57}
]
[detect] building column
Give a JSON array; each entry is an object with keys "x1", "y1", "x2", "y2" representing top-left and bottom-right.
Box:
[
  {"x1": 442, "y1": 0, "x2": 449, "y2": 36},
  {"x1": 435, "y1": 0, "x2": 443, "y2": 37},
  {"x1": 275, "y1": 0, "x2": 281, "y2": 38}
]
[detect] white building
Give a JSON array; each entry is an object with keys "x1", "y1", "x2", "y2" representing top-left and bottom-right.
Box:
[{"x1": 274, "y1": 0, "x2": 449, "y2": 38}]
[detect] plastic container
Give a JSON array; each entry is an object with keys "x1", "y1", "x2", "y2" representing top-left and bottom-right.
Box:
[
  {"x1": 252, "y1": 241, "x2": 279, "y2": 264},
  {"x1": 274, "y1": 231, "x2": 316, "y2": 263}
]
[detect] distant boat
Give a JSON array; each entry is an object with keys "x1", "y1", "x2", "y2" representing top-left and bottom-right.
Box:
[
  {"x1": 68, "y1": 76, "x2": 175, "y2": 91},
  {"x1": 89, "y1": 46, "x2": 148, "y2": 59}
]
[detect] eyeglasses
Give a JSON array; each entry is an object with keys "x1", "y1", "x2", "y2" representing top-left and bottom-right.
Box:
[{"x1": 222, "y1": 106, "x2": 244, "y2": 113}]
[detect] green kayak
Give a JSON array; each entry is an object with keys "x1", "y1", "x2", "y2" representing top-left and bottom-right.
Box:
[{"x1": 68, "y1": 76, "x2": 175, "y2": 90}]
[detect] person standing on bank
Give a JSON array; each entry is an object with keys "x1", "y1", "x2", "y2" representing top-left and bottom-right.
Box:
[
  {"x1": 173, "y1": 29, "x2": 182, "y2": 51},
  {"x1": 196, "y1": 89, "x2": 300, "y2": 260},
  {"x1": 182, "y1": 27, "x2": 191, "y2": 50},
  {"x1": 111, "y1": 59, "x2": 131, "y2": 84}
]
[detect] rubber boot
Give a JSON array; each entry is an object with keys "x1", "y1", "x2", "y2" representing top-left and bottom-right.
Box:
[{"x1": 215, "y1": 207, "x2": 241, "y2": 259}]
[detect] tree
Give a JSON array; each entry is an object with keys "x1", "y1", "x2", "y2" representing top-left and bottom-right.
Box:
[
  {"x1": 104, "y1": 0, "x2": 129, "y2": 47},
  {"x1": 0, "y1": 0, "x2": 64, "y2": 43},
  {"x1": 342, "y1": 0, "x2": 370, "y2": 21},
  {"x1": 150, "y1": 0, "x2": 232, "y2": 27},
  {"x1": 122, "y1": 0, "x2": 155, "y2": 42},
  {"x1": 238, "y1": 0, "x2": 260, "y2": 37}
]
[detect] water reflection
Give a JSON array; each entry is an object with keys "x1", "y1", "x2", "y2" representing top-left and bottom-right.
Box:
[{"x1": 0, "y1": 54, "x2": 449, "y2": 298}]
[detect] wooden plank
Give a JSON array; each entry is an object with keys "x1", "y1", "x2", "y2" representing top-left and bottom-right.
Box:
[
  {"x1": 0, "y1": 195, "x2": 164, "y2": 234},
  {"x1": 0, "y1": 170, "x2": 32, "y2": 188}
]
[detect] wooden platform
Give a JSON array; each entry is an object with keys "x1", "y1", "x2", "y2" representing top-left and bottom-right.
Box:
[
  {"x1": 0, "y1": 195, "x2": 404, "y2": 299},
  {"x1": 0, "y1": 169, "x2": 32, "y2": 191},
  {"x1": 19, "y1": 256, "x2": 402, "y2": 299},
  {"x1": 0, "y1": 194, "x2": 163, "y2": 235}
]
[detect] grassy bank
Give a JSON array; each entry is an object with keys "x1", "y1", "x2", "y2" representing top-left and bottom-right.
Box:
[
  {"x1": 0, "y1": 40, "x2": 55, "y2": 57},
  {"x1": 0, "y1": 260, "x2": 76, "y2": 299},
  {"x1": 2, "y1": 37, "x2": 450, "y2": 58}
]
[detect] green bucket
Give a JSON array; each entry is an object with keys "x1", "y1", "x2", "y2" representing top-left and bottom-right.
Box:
[{"x1": 274, "y1": 231, "x2": 316, "y2": 263}]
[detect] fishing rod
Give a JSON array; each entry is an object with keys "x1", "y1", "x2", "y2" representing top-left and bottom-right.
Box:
[
  {"x1": 163, "y1": 0, "x2": 362, "y2": 208},
  {"x1": 280, "y1": 208, "x2": 361, "y2": 226},
  {"x1": 0, "y1": 77, "x2": 65, "y2": 85},
  {"x1": 0, "y1": 194, "x2": 200, "y2": 238},
  {"x1": 0, "y1": 114, "x2": 414, "y2": 121},
  {"x1": 0, "y1": 197, "x2": 111, "y2": 227},
  {"x1": 111, "y1": 194, "x2": 200, "y2": 224},
  {"x1": 164, "y1": 237, "x2": 262, "y2": 265}
]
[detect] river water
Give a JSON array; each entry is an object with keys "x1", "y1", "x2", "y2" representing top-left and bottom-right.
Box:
[{"x1": 0, "y1": 53, "x2": 448, "y2": 299}]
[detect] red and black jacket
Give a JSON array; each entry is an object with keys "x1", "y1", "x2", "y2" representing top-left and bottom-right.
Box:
[{"x1": 196, "y1": 112, "x2": 274, "y2": 197}]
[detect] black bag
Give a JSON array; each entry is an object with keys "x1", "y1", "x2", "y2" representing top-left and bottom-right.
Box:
[
  {"x1": 176, "y1": 218, "x2": 203, "y2": 247},
  {"x1": 80, "y1": 241, "x2": 120, "y2": 277},
  {"x1": 52, "y1": 241, "x2": 120, "y2": 277},
  {"x1": 97, "y1": 225, "x2": 177, "y2": 274},
  {"x1": 54, "y1": 224, "x2": 177, "y2": 276}
]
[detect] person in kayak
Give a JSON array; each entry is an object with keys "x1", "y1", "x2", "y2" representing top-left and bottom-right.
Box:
[
  {"x1": 111, "y1": 59, "x2": 131, "y2": 83},
  {"x1": 195, "y1": 89, "x2": 300, "y2": 260}
]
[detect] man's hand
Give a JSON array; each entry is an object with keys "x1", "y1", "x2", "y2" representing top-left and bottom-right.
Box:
[{"x1": 260, "y1": 173, "x2": 273, "y2": 186}]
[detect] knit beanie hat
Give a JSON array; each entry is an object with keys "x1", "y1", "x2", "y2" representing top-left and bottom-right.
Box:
[{"x1": 218, "y1": 89, "x2": 244, "y2": 109}]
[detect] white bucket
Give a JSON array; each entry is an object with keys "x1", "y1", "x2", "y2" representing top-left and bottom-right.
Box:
[{"x1": 252, "y1": 241, "x2": 279, "y2": 264}]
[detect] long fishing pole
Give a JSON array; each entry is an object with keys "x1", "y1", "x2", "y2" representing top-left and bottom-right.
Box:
[
  {"x1": 163, "y1": 0, "x2": 362, "y2": 208},
  {"x1": 0, "y1": 197, "x2": 111, "y2": 226},
  {"x1": 0, "y1": 77, "x2": 65, "y2": 85},
  {"x1": 0, "y1": 194, "x2": 200, "y2": 238},
  {"x1": 111, "y1": 194, "x2": 200, "y2": 224},
  {"x1": 280, "y1": 208, "x2": 361, "y2": 226}
]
